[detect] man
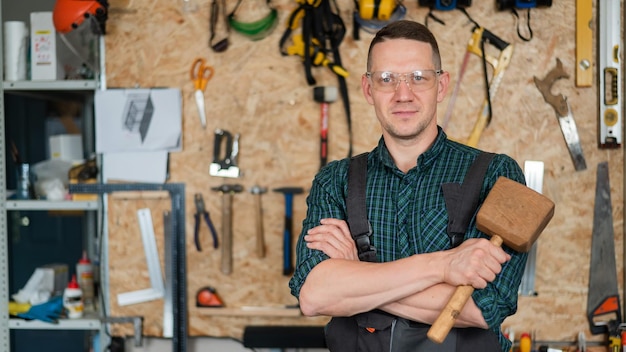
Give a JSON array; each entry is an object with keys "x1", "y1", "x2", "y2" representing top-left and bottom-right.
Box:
[{"x1": 289, "y1": 20, "x2": 526, "y2": 352}]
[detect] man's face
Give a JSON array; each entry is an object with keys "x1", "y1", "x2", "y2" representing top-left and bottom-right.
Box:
[{"x1": 361, "y1": 39, "x2": 449, "y2": 142}]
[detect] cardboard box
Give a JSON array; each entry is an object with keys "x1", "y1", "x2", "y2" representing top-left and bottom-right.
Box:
[
  {"x1": 30, "y1": 11, "x2": 98, "y2": 80},
  {"x1": 49, "y1": 134, "x2": 83, "y2": 163},
  {"x1": 30, "y1": 12, "x2": 61, "y2": 80},
  {"x1": 38, "y1": 263, "x2": 69, "y2": 296}
]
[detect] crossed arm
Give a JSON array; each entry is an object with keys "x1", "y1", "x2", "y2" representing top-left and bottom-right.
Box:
[{"x1": 297, "y1": 218, "x2": 511, "y2": 329}]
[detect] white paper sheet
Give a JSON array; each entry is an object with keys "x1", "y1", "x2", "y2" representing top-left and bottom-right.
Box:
[
  {"x1": 103, "y1": 151, "x2": 168, "y2": 184},
  {"x1": 95, "y1": 88, "x2": 182, "y2": 153}
]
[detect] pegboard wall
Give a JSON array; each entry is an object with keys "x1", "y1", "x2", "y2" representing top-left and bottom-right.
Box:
[{"x1": 103, "y1": 0, "x2": 624, "y2": 346}]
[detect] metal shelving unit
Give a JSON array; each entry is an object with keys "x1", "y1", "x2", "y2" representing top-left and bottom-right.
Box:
[{"x1": 0, "y1": 3, "x2": 107, "y2": 350}]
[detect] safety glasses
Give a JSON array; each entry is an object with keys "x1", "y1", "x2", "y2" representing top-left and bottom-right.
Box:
[{"x1": 365, "y1": 69, "x2": 443, "y2": 93}]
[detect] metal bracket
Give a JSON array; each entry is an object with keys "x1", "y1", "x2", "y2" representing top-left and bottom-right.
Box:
[{"x1": 69, "y1": 183, "x2": 187, "y2": 352}]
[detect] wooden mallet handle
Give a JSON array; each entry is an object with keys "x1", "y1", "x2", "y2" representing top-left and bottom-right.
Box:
[
  {"x1": 427, "y1": 235, "x2": 503, "y2": 343},
  {"x1": 427, "y1": 177, "x2": 554, "y2": 344}
]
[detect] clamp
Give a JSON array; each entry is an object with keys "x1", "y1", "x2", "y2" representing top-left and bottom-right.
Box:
[{"x1": 194, "y1": 193, "x2": 219, "y2": 251}]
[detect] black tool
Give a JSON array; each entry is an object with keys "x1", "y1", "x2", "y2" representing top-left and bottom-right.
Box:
[
  {"x1": 209, "y1": 129, "x2": 241, "y2": 178},
  {"x1": 194, "y1": 193, "x2": 219, "y2": 251},
  {"x1": 587, "y1": 162, "x2": 621, "y2": 335},
  {"x1": 274, "y1": 187, "x2": 304, "y2": 276}
]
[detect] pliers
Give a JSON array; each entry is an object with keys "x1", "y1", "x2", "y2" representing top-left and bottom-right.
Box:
[{"x1": 194, "y1": 193, "x2": 219, "y2": 251}]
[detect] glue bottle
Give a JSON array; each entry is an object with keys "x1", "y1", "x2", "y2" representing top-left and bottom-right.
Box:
[
  {"x1": 76, "y1": 250, "x2": 94, "y2": 309},
  {"x1": 63, "y1": 274, "x2": 83, "y2": 318},
  {"x1": 519, "y1": 332, "x2": 531, "y2": 352}
]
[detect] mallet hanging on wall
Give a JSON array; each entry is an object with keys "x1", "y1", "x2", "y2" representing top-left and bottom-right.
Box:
[{"x1": 313, "y1": 86, "x2": 337, "y2": 169}]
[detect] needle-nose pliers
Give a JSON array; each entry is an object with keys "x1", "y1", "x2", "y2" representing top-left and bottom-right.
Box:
[{"x1": 194, "y1": 193, "x2": 218, "y2": 251}]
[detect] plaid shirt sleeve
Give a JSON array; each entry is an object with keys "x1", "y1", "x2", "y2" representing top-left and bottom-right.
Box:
[
  {"x1": 470, "y1": 154, "x2": 528, "y2": 333},
  {"x1": 288, "y1": 160, "x2": 350, "y2": 298}
]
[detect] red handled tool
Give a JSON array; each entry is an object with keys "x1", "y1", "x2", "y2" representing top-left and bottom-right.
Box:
[{"x1": 313, "y1": 86, "x2": 337, "y2": 169}]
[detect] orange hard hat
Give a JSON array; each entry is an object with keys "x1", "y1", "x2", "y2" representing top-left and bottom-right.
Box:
[{"x1": 53, "y1": 0, "x2": 108, "y2": 34}]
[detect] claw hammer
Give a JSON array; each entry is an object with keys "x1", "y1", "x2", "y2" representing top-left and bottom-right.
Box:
[
  {"x1": 274, "y1": 187, "x2": 304, "y2": 276},
  {"x1": 250, "y1": 185, "x2": 268, "y2": 258},
  {"x1": 212, "y1": 184, "x2": 243, "y2": 275}
]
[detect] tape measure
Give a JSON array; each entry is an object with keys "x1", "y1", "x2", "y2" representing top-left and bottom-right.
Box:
[
  {"x1": 196, "y1": 286, "x2": 224, "y2": 307},
  {"x1": 358, "y1": 0, "x2": 396, "y2": 21}
]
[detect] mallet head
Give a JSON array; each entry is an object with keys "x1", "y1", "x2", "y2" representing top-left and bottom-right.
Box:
[{"x1": 476, "y1": 177, "x2": 555, "y2": 252}]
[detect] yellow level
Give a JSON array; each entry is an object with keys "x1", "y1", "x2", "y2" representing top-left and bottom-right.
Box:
[{"x1": 575, "y1": 0, "x2": 593, "y2": 87}]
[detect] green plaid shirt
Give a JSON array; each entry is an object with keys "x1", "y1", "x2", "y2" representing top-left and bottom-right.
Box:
[{"x1": 289, "y1": 128, "x2": 526, "y2": 351}]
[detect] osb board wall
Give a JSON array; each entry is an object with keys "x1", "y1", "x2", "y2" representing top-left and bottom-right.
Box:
[{"x1": 102, "y1": 0, "x2": 624, "y2": 346}]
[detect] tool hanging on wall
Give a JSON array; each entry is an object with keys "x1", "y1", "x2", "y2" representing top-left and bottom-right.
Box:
[
  {"x1": 597, "y1": 0, "x2": 621, "y2": 148},
  {"x1": 313, "y1": 86, "x2": 337, "y2": 168},
  {"x1": 228, "y1": 0, "x2": 278, "y2": 41},
  {"x1": 442, "y1": 22, "x2": 513, "y2": 147},
  {"x1": 351, "y1": 0, "x2": 406, "y2": 39},
  {"x1": 417, "y1": 0, "x2": 471, "y2": 27},
  {"x1": 249, "y1": 186, "x2": 268, "y2": 258},
  {"x1": 190, "y1": 58, "x2": 215, "y2": 129},
  {"x1": 209, "y1": 0, "x2": 230, "y2": 52},
  {"x1": 533, "y1": 58, "x2": 587, "y2": 171},
  {"x1": 209, "y1": 129, "x2": 241, "y2": 178},
  {"x1": 587, "y1": 162, "x2": 622, "y2": 343},
  {"x1": 575, "y1": 0, "x2": 592, "y2": 87},
  {"x1": 274, "y1": 187, "x2": 304, "y2": 276},
  {"x1": 495, "y1": 0, "x2": 552, "y2": 42},
  {"x1": 279, "y1": 0, "x2": 354, "y2": 159},
  {"x1": 196, "y1": 286, "x2": 224, "y2": 307},
  {"x1": 212, "y1": 184, "x2": 244, "y2": 275},
  {"x1": 193, "y1": 193, "x2": 219, "y2": 251}
]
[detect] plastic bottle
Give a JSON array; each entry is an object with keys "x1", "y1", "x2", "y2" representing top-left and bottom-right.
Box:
[
  {"x1": 519, "y1": 332, "x2": 531, "y2": 352},
  {"x1": 76, "y1": 250, "x2": 94, "y2": 309},
  {"x1": 63, "y1": 274, "x2": 83, "y2": 318}
]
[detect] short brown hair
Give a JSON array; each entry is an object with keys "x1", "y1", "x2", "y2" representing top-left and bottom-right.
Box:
[{"x1": 367, "y1": 20, "x2": 442, "y2": 71}]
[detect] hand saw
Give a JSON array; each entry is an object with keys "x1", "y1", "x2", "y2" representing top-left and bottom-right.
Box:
[
  {"x1": 587, "y1": 162, "x2": 621, "y2": 335},
  {"x1": 442, "y1": 26, "x2": 514, "y2": 147},
  {"x1": 533, "y1": 58, "x2": 587, "y2": 171}
]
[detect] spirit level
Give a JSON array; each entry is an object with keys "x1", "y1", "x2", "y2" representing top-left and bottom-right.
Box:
[{"x1": 598, "y1": 0, "x2": 621, "y2": 148}]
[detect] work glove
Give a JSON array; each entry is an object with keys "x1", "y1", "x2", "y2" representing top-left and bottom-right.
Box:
[{"x1": 16, "y1": 296, "x2": 63, "y2": 323}]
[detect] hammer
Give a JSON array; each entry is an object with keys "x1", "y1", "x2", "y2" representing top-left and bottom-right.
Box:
[
  {"x1": 250, "y1": 185, "x2": 268, "y2": 258},
  {"x1": 313, "y1": 86, "x2": 338, "y2": 168},
  {"x1": 427, "y1": 177, "x2": 555, "y2": 343},
  {"x1": 212, "y1": 184, "x2": 244, "y2": 275},
  {"x1": 274, "y1": 187, "x2": 304, "y2": 276}
]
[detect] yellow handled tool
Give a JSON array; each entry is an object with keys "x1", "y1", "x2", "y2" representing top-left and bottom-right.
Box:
[{"x1": 465, "y1": 27, "x2": 513, "y2": 148}]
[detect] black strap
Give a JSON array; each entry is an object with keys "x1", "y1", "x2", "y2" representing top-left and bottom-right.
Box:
[
  {"x1": 279, "y1": 0, "x2": 353, "y2": 158},
  {"x1": 441, "y1": 152, "x2": 495, "y2": 248},
  {"x1": 346, "y1": 152, "x2": 375, "y2": 262}
]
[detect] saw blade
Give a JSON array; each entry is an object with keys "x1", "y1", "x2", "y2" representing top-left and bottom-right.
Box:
[{"x1": 587, "y1": 161, "x2": 621, "y2": 334}]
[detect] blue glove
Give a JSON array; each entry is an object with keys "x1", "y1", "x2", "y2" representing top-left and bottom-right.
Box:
[{"x1": 16, "y1": 296, "x2": 64, "y2": 323}]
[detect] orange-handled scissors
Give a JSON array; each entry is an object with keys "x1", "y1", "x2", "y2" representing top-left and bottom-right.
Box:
[{"x1": 190, "y1": 58, "x2": 215, "y2": 128}]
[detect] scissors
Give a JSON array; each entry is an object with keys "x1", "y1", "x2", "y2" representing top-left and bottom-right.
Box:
[{"x1": 190, "y1": 58, "x2": 215, "y2": 128}]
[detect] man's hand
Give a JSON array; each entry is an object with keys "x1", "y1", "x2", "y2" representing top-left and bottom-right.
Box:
[
  {"x1": 304, "y1": 218, "x2": 359, "y2": 260},
  {"x1": 442, "y1": 238, "x2": 511, "y2": 289}
]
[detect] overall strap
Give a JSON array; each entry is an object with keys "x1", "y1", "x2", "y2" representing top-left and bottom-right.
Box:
[
  {"x1": 441, "y1": 152, "x2": 496, "y2": 248},
  {"x1": 346, "y1": 152, "x2": 376, "y2": 262}
]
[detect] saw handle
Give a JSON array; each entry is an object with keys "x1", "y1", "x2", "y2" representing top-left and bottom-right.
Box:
[
  {"x1": 481, "y1": 28, "x2": 509, "y2": 51},
  {"x1": 427, "y1": 234, "x2": 504, "y2": 344}
]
